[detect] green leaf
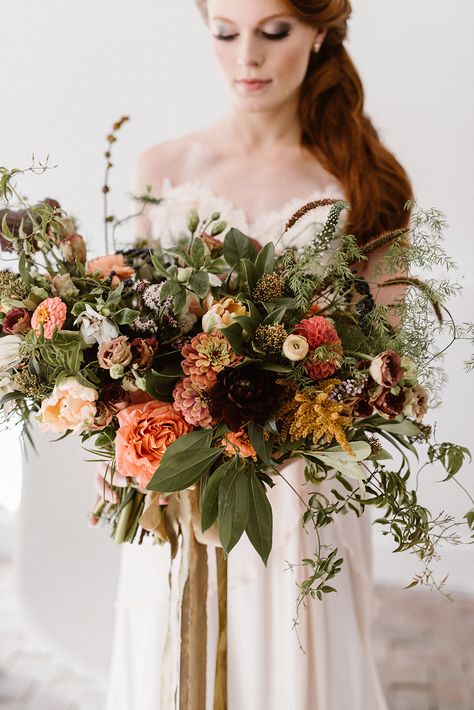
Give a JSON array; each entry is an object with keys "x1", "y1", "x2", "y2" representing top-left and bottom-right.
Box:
[
  {"x1": 150, "y1": 253, "x2": 170, "y2": 278},
  {"x1": 190, "y1": 238, "x2": 206, "y2": 269},
  {"x1": 18, "y1": 252, "x2": 30, "y2": 288},
  {"x1": 147, "y1": 447, "x2": 222, "y2": 492},
  {"x1": 159, "y1": 280, "x2": 181, "y2": 302},
  {"x1": 105, "y1": 281, "x2": 124, "y2": 308},
  {"x1": 114, "y1": 308, "x2": 140, "y2": 325},
  {"x1": 234, "y1": 315, "x2": 257, "y2": 337},
  {"x1": 220, "y1": 322, "x2": 245, "y2": 354},
  {"x1": 255, "y1": 242, "x2": 275, "y2": 277},
  {"x1": 189, "y1": 271, "x2": 210, "y2": 298},
  {"x1": 218, "y1": 463, "x2": 249, "y2": 554},
  {"x1": 263, "y1": 305, "x2": 287, "y2": 325},
  {"x1": 241, "y1": 259, "x2": 258, "y2": 293},
  {"x1": 257, "y1": 362, "x2": 292, "y2": 373},
  {"x1": 201, "y1": 459, "x2": 234, "y2": 532},
  {"x1": 246, "y1": 472, "x2": 273, "y2": 565},
  {"x1": 247, "y1": 421, "x2": 272, "y2": 466},
  {"x1": 223, "y1": 228, "x2": 255, "y2": 268}
]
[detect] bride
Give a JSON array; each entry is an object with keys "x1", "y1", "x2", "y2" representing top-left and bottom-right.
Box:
[{"x1": 104, "y1": 0, "x2": 412, "y2": 708}]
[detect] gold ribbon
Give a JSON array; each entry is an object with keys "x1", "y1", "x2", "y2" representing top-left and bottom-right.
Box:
[
  {"x1": 139, "y1": 486, "x2": 228, "y2": 710},
  {"x1": 214, "y1": 547, "x2": 228, "y2": 710}
]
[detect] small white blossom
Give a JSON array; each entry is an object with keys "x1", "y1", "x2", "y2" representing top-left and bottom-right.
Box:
[{"x1": 73, "y1": 304, "x2": 119, "y2": 345}]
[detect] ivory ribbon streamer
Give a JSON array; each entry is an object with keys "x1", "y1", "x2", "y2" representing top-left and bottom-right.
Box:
[
  {"x1": 150, "y1": 485, "x2": 228, "y2": 710},
  {"x1": 214, "y1": 547, "x2": 228, "y2": 710}
]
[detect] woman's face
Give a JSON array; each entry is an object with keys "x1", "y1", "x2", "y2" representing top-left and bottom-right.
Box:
[{"x1": 206, "y1": 0, "x2": 326, "y2": 113}]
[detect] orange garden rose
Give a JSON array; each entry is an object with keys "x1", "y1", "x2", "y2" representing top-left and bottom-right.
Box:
[
  {"x1": 87, "y1": 254, "x2": 135, "y2": 287},
  {"x1": 115, "y1": 400, "x2": 192, "y2": 488}
]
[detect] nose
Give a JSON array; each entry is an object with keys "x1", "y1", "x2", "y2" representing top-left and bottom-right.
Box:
[{"x1": 236, "y1": 34, "x2": 264, "y2": 68}]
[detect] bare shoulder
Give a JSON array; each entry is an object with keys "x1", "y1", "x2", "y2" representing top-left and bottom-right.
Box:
[{"x1": 133, "y1": 129, "x2": 216, "y2": 194}]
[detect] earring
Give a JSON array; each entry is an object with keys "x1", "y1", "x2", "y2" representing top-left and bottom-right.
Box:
[{"x1": 313, "y1": 42, "x2": 321, "y2": 53}]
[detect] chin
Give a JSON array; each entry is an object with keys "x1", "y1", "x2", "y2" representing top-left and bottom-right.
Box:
[{"x1": 231, "y1": 91, "x2": 289, "y2": 114}]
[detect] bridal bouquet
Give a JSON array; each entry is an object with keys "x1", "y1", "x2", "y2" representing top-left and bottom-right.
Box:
[{"x1": 0, "y1": 146, "x2": 472, "y2": 605}]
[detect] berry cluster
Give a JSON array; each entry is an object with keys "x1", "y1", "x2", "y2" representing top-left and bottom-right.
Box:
[
  {"x1": 329, "y1": 377, "x2": 367, "y2": 402},
  {"x1": 354, "y1": 277, "x2": 375, "y2": 334}
]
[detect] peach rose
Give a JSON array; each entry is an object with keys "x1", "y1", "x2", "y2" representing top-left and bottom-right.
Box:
[
  {"x1": 36, "y1": 377, "x2": 98, "y2": 433},
  {"x1": 87, "y1": 254, "x2": 135, "y2": 287},
  {"x1": 115, "y1": 400, "x2": 192, "y2": 488}
]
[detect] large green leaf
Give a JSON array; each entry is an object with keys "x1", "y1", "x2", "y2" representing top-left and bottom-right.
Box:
[
  {"x1": 200, "y1": 458, "x2": 234, "y2": 532},
  {"x1": 241, "y1": 259, "x2": 257, "y2": 293},
  {"x1": 247, "y1": 421, "x2": 273, "y2": 466},
  {"x1": 254, "y1": 242, "x2": 275, "y2": 277},
  {"x1": 189, "y1": 271, "x2": 210, "y2": 298},
  {"x1": 246, "y1": 473, "x2": 273, "y2": 565},
  {"x1": 223, "y1": 228, "x2": 255, "y2": 268},
  {"x1": 263, "y1": 305, "x2": 288, "y2": 324},
  {"x1": 190, "y1": 238, "x2": 205, "y2": 269},
  {"x1": 159, "y1": 280, "x2": 182, "y2": 302},
  {"x1": 147, "y1": 446, "x2": 223, "y2": 492},
  {"x1": 220, "y1": 322, "x2": 245, "y2": 354},
  {"x1": 218, "y1": 463, "x2": 249, "y2": 554}
]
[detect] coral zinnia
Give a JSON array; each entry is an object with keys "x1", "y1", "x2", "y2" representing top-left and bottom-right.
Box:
[
  {"x1": 173, "y1": 377, "x2": 215, "y2": 428},
  {"x1": 294, "y1": 315, "x2": 343, "y2": 380},
  {"x1": 31, "y1": 297, "x2": 67, "y2": 339},
  {"x1": 180, "y1": 331, "x2": 241, "y2": 388}
]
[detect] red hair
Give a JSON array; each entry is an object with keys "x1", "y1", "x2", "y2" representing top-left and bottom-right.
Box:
[{"x1": 196, "y1": 0, "x2": 413, "y2": 243}]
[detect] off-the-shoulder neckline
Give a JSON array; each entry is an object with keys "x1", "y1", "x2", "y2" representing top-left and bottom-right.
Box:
[{"x1": 158, "y1": 176, "x2": 346, "y2": 230}]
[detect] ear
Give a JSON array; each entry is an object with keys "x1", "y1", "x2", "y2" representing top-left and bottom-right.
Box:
[{"x1": 313, "y1": 28, "x2": 328, "y2": 45}]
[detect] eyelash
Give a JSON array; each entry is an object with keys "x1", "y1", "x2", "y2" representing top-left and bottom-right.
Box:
[{"x1": 214, "y1": 31, "x2": 290, "y2": 42}]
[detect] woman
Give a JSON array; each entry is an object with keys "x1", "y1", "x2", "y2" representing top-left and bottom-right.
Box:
[{"x1": 105, "y1": 1, "x2": 412, "y2": 708}]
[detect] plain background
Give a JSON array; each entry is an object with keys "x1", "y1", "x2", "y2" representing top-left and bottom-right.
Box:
[{"x1": 1, "y1": 0, "x2": 473, "y2": 681}]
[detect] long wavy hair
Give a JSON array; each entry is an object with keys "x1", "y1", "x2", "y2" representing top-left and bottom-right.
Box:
[{"x1": 195, "y1": 0, "x2": 413, "y2": 243}]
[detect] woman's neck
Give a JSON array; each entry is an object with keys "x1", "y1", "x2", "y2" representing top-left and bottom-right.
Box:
[{"x1": 220, "y1": 99, "x2": 302, "y2": 153}]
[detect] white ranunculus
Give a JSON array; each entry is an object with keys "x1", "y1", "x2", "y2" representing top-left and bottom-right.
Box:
[
  {"x1": 282, "y1": 334, "x2": 309, "y2": 362},
  {"x1": 0, "y1": 334, "x2": 24, "y2": 370},
  {"x1": 73, "y1": 304, "x2": 119, "y2": 345}
]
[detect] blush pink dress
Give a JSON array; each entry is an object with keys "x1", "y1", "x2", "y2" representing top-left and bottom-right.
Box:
[{"x1": 105, "y1": 178, "x2": 389, "y2": 710}]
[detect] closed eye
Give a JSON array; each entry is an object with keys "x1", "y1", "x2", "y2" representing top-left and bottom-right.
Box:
[{"x1": 213, "y1": 30, "x2": 291, "y2": 41}]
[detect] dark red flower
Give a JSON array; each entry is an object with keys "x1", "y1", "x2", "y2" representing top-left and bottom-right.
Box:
[
  {"x1": 2, "y1": 308, "x2": 31, "y2": 334},
  {"x1": 208, "y1": 365, "x2": 279, "y2": 432},
  {"x1": 370, "y1": 387, "x2": 406, "y2": 418},
  {"x1": 130, "y1": 338, "x2": 158, "y2": 369}
]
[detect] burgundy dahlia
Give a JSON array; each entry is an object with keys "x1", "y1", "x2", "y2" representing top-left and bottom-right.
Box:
[{"x1": 208, "y1": 365, "x2": 279, "y2": 432}]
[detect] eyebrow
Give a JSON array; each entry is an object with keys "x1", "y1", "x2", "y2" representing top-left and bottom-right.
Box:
[{"x1": 211, "y1": 13, "x2": 292, "y2": 23}]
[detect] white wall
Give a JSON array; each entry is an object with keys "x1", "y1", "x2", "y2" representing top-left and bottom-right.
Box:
[{"x1": 2, "y1": 0, "x2": 473, "y2": 673}]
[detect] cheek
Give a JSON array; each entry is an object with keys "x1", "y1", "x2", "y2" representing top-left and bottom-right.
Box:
[
  {"x1": 212, "y1": 42, "x2": 236, "y2": 74},
  {"x1": 274, "y1": 43, "x2": 310, "y2": 85}
]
